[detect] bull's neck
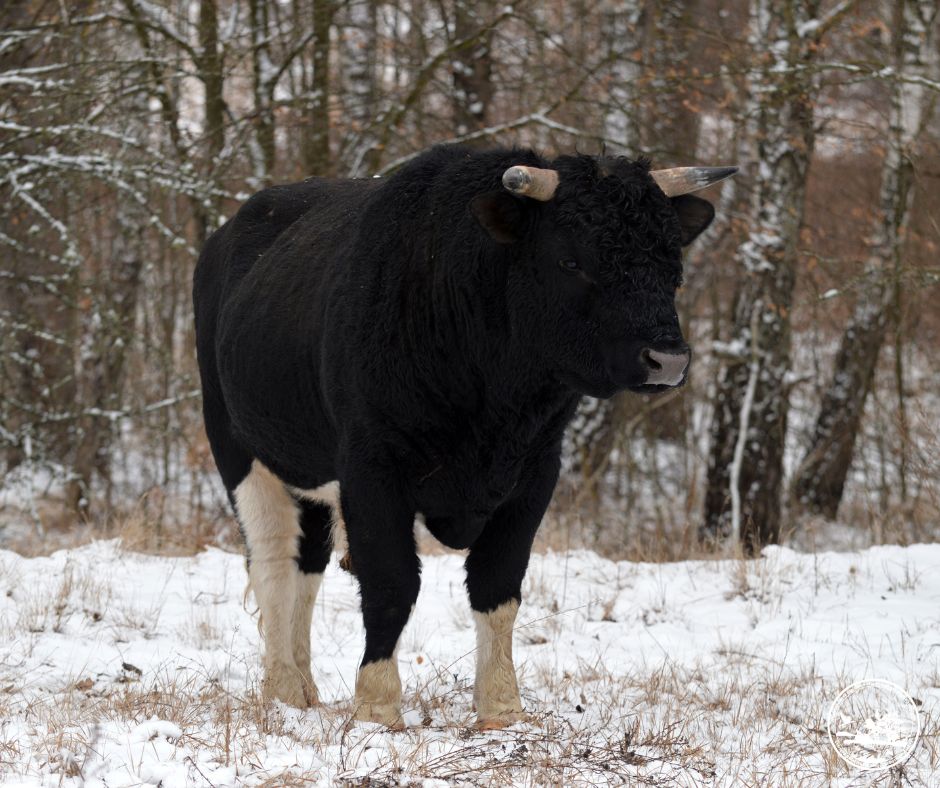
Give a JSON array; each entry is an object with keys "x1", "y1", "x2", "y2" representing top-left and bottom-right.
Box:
[{"x1": 404, "y1": 256, "x2": 567, "y2": 413}]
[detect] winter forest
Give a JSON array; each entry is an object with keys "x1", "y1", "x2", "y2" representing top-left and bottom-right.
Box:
[
  {"x1": 2, "y1": 0, "x2": 938, "y2": 556},
  {"x1": 3, "y1": 0, "x2": 940, "y2": 785}
]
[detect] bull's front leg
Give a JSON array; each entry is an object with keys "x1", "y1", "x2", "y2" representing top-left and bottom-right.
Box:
[
  {"x1": 341, "y1": 471, "x2": 420, "y2": 729},
  {"x1": 464, "y1": 454, "x2": 559, "y2": 728}
]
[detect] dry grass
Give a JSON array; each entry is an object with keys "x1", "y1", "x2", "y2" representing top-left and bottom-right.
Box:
[
  {"x1": 3, "y1": 540, "x2": 938, "y2": 786},
  {"x1": 0, "y1": 493, "x2": 235, "y2": 559},
  {"x1": 5, "y1": 641, "x2": 929, "y2": 786}
]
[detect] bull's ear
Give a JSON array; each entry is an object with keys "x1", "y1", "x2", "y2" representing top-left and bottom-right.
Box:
[
  {"x1": 471, "y1": 192, "x2": 525, "y2": 244},
  {"x1": 671, "y1": 194, "x2": 715, "y2": 246}
]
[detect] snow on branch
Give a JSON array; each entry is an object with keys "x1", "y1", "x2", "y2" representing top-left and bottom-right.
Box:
[{"x1": 799, "y1": 0, "x2": 860, "y2": 41}]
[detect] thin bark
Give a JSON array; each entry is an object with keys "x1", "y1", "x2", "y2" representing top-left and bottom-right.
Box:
[{"x1": 568, "y1": 0, "x2": 701, "y2": 481}]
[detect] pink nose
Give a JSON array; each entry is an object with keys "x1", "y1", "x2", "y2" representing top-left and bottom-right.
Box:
[{"x1": 641, "y1": 348, "x2": 689, "y2": 386}]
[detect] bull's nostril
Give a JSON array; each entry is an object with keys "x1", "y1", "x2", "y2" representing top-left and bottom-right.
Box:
[
  {"x1": 641, "y1": 347, "x2": 690, "y2": 387},
  {"x1": 641, "y1": 348, "x2": 662, "y2": 371}
]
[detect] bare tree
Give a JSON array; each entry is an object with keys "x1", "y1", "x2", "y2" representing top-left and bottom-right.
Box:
[
  {"x1": 303, "y1": 0, "x2": 337, "y2": 175},
  {"x1": 451, "y1": 0, "x2": 497, "y2": 135},
  {"x1": 339, "y1": 0, "x2": 380, "y2": 174},
  {"x1": 792, "y1": 0, "x2": 939, "y2": 518},
  {"x1": 702, "y1": 0, "x2": 858, "y2": 551},
  {"x1": 199, "y1": 0, "x2": 226, "y2": 172}
]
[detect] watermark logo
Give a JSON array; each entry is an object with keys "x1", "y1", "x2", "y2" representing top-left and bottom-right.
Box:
[{"x1": 827, "y1": 680, "x2": 920, "y2": 771}]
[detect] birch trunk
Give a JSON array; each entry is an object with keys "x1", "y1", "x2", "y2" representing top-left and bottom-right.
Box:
[
  {"x1": 791, "y1": 0, "x2": 938, "y2": 518},
  {"x1": 339, "y1": 0, "x2": 380, "y2": 174},
  {"x1": 601, "y1": 0, "x2": 644, "y2": 152},
  {"x1": 703, "y1": 0, "x2": 843, "y2": 551}
]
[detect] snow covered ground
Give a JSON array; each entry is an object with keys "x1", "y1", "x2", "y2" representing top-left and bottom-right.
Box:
[{"x1": 1, "y1": 541, "x2": 938, "y2": 786}]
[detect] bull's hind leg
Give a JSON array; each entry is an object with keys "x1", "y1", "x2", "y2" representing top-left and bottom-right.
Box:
[
  {"x1": 292, "y1": 497, "x2": 334, "y2": 705},
  {"x1": 234, "y1": 460, "x2": 307, "y2": 707},
  {"x1": 464, "y1": 457, "x2": 559, "y2": 728},
  {"x1": 341, "y1": 477, "x2": 419, "y2": 729}
]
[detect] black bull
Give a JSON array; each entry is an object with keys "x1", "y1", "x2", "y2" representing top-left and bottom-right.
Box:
[{"x1": 193, "y1": 144, "x2": 734, "y2": 727}]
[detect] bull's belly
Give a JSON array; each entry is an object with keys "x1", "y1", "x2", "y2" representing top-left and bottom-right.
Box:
[
  {"x1": 421, "y1": 512, "x2": 489, "y2": 550},
  {"x1": 414, "y1": 477, "x2": 516, "y2": 550},
  {"x1": 292, "y1": 479, "x2": 508, "y2": 553}
]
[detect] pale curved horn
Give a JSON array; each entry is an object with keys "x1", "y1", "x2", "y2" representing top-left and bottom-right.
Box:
[
  {"x1": 650, "y1": 166, "x2": 738, "y2": 197},
  {"x1": 502, "y1": 166, "x2": 560, "y2": 201}
]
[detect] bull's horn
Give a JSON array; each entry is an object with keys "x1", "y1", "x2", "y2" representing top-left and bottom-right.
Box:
[
  {"x1": 502, "y1": 166, "x2": 559, "y2": 201},
  {"x1": 650, "y1": 166, "x2": 738, "y2": 197}
]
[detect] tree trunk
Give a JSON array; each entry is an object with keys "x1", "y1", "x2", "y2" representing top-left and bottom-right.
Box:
[
  {"x1": 601, "y1": 0, "x2": 644, "y2": 152},
  {"x1": 66, "y1": 234, "x2": 143, "y2": 515},
  {"x1": 339, "y1": 0, "x2": 380, "y2": 174},
  {"x1": 198, "y1": 0, "x2": 225, "y2": 168},
  {"x1": 703, "y1": 0, "x2": 841, "y2": 552},
  {"x1": 452, "y1": 0, "x2": 496, "y2": 136},
  {"x1": 197, "y1": 0, "x2": 225, "y2": 237},
  {"x1": 303, "y1": 0, "x2": 335, "y2": 176},
  {"x1": 641, "y1": 1, "x2": 699, "y2": 162},
  {"x1": 791, "y1": 0, "x2": 937, "y2": 518},
  {"x1": 249, "y1": 0, "x2": 276, "y2": 182}
]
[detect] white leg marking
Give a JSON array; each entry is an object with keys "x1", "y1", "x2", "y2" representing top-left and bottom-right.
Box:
[
  {"x1": 353, "y1": 605, "x2": 413, "y2": 728},
  {"x1": 354, "y1": 655, "x2": 403, "y2": 728},
  {"x1": 473, "y1": 600, "x2": 524, "y2": 726},
  {"x1": 292, "y1": 572, "x2": 322, "y2": 705},
  {"x1": 291, "y1": 480, "x2": 341, "y2": 508},
  {"x1": 234, "y1": 460, "x2": 306, "y2": 707}
]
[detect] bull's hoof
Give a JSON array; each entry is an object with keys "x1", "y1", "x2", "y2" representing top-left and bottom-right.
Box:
[
  {"x1": 353, "y1": 701, "x2": 405, "y2": 730},
  {"x1": 262, "y1": 664, "x2": 308, "y2": 709},
  {"x1": 475, "y1": 710, "x2": 529, "y2": 730}
]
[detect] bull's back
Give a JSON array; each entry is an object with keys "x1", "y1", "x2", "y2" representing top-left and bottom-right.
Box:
[{"x1": 195, "y1": 179, "x2": 343, "y2": 342}]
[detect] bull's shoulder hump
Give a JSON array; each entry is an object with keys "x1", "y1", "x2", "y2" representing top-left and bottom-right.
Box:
[{"x1": 236, "y1": 179, "x2": 347, "y2": 221}]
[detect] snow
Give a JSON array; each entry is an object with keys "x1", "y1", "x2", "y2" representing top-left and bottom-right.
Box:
[
  {"x1": 796, "y1": 18, "x2": 820, "y2": 38},
  {"x1": 1, "y1": 541, "x2": 938, "y2": 784}
]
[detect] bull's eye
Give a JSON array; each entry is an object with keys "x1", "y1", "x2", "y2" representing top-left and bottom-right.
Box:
[{"x1": 558, "y1": 259, "x2": 580, "y2": 273}]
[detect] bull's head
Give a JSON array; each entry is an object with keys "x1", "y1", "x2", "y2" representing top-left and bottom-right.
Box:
[{"x1": 471, "y1": 156, "x2": 736, "y2": 398}]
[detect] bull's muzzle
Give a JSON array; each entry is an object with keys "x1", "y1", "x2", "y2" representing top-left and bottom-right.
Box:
[{"x1": 640, "y1": 346, "x2": 690, "y2": 387}]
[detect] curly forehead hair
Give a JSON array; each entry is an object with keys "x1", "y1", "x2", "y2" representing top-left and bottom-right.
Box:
[{"x1": 550, "y1": 154, "x2": 684, "y2": 287}]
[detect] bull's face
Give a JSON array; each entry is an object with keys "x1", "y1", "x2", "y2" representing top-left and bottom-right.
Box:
[{"x1": 472, "y1": 156, "x2": 735, "y2": 399}]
